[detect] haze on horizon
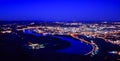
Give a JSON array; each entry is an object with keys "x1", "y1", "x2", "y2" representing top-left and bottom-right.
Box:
[{"x1": 0, "y1": 0, "x2": 120, "y2": 21}]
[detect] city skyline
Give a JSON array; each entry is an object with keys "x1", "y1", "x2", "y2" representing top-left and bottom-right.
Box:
[{"x1": 0, "y1": 21, "x2": 120, "y2": 61}]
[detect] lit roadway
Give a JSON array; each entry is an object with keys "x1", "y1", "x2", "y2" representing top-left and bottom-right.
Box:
[{"x1": 69, "y1": 34, "x2": 99, "y2": 55}]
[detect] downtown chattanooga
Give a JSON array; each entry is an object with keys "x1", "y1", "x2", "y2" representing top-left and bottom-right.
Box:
[{"x1": 0, "y1": 21, "x2": 120, "y2": 61}]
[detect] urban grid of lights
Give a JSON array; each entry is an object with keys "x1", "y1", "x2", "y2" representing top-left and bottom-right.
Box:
[{"x1": 0, "y1": 21, "x2": 120, "y2": 56}]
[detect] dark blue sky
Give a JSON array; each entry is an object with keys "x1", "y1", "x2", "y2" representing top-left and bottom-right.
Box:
[{"x1": 0, "y1": 0, "x2": 120, "y2": 21}]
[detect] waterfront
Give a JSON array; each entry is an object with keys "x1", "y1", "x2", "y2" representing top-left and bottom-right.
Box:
[
  {"x1": 23, "y1": 29, "x2": 93, "y2": 55},
  {"x1": 0, "y1": 21, "x2": 120, "y2": 61}
]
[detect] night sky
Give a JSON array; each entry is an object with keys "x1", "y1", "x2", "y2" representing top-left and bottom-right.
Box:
[{"x1": 0, "y1": 0, "x2": 120, "y2": 21}]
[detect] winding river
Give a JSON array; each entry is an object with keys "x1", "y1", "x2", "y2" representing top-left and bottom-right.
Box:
[{"x1": 23, "y1": 30, "x2": 93, "y2": 55}]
